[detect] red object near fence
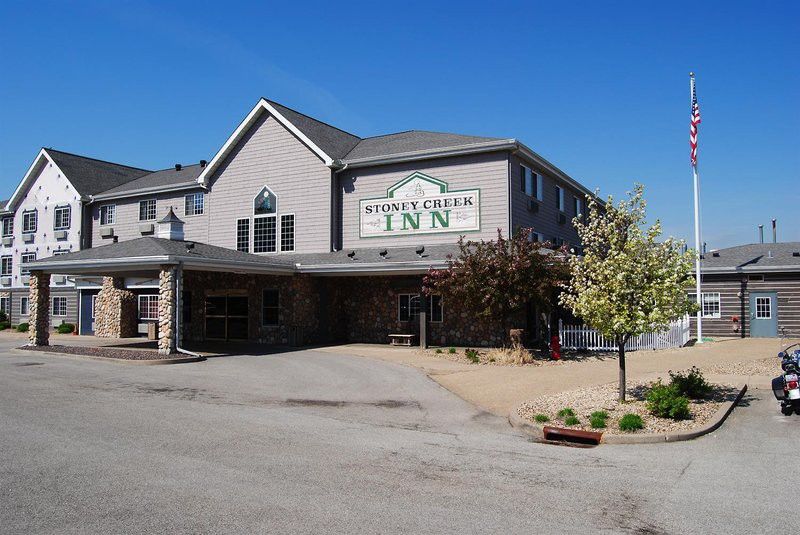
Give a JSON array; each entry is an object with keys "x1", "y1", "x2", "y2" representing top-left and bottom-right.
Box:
[{"x1": 550, "y1": 334, "x2": 561, "y2": 360}]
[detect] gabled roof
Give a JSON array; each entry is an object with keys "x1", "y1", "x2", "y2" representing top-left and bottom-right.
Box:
[
  {"x1": 343, "y1": 130, "x2": 506, "y2": 162},
  {"x1": 93, "y1": 163, "x2": 204, "y2": 199},
  {"x1": 702, "y1": 242, "x2": 800, "y2": 272},
  {"x1": 45, "y1": 149, "x2": 151, "y2": 195}
]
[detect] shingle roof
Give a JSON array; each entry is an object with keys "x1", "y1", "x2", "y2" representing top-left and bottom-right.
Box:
[
  {"x1": 290, "y1": 244, "x2": 460, "y2": 267},
  {"x1": 343, "y1": 131, "x2": 505, "y2": 161},
  {"x1": 0, "y1": 199, "x2": 9, "y2": 213},
  {"x1": 95, "y1": 163, "x2": 204, "y2": 196},
  {"x1": 46, "y1": 149, "x2": 151, "y2": 195},
  {"x1": 265, "y1": 99, "x2": 361, "y2": 160},
  {"x1": 702, "y1": 242, "x2": 800, "y2": 271}
]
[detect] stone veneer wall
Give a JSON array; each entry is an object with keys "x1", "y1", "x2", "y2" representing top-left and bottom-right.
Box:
[
  {"x1": 158, "y1": 266, "x2": 177, "y2": 354},
  {"x1": 28, "y1": 271, "x2": 50, "y2": 346},
  {"x1": 94, "y1": 276, "x2": 138, "y2": 338}
]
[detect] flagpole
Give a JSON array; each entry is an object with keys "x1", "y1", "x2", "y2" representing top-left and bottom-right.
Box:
[{"x1": 690, "y1": 72, "x2": 703, "y2": 343}]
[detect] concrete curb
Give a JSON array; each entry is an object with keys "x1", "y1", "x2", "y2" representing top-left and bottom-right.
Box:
[
  {"x1": 10, "y1": 347, "x2": 206, "y2": 366},
  {"x1": 509, "y1": 383, "x2": 748, "y2": 445}
]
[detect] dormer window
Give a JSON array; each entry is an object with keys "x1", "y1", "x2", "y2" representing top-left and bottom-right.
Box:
[
  {"x1": 54, "y1": 205, "x2": 71, "y2": 230},
  {"x1": 22, "y1": 210, "x2": 37, "y2": 234}
]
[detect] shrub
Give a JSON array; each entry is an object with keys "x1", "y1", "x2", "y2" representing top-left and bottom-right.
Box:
[
  {"x1": 564, "y1": 415, "x2": 580, "y2": 426},
  {"x1": 465, "y1": 348, "x2": 480, "y2": 363},
  {"x1": 618, "y1": 413, "x2": 644, "y2": 431},
  {"x1": 0, "y1": 321, "x2": 9, "y2": 330},
  {"x1": 16, "y1": 322, "x2": 29, "y2": 333},
  {"x1": 590, "y1": 415, "x2": 607, "y2": 429},
  {"x1": 485, "y1": 345, "x2": 534, "y2": 365},
  {"x1": 435, "y1": 348, "x2": 443, "y2": 354},
  {"x1": 590, "y1": 411, "x2": 609, "y2": 420},
  {"x1": 57, "y1": 323, "x2": 75, "y2": 334},
  {"x1": 448, "y1": 346, "x2": 457, "y2": 354},
  {"x1": 557, "y1": 407, "x2": 575, "y2": 418},
  {"x1": 646, "y1": 381, "x2": 691, "y2": 420},
  {"x1": 0, "y1": 310, "x2": 7, "y2": 323},
  {"x1": 534, "y1": 414, "x2": 550, "y2": 423},
  {"x1": 669, "y1": 367, "x2": 712, "y2": 399}
]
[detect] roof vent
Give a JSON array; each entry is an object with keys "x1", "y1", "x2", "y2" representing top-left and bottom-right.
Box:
[
  {"x1": 768, "y1": 250, "x2": 773, "y2": 258},
  {"x1": 793, "y1": 252, "x2": 800, "y2": 257},
  {"x1": 186, "y1": 241, "x2": 195, "y2": 252},
  {"x1": 712, "y1": 251, "x2": 720, "y2": 257},
  {"x1": 347, "y1": 250, "x2": 356, "y2": 260},
  {"x1": 379, "y1": 249, "x2": 388, "y2": 259},
  {"x1": 175, "y1": 163, "x2": 182, "y2": 171},
  {"x1": 416, "y1": 245, "x2": 425, "y2": 257},
  {"x1": 200, "y1": 159, "x2": 207, "y2": 167},
  {"x1": 157, "y1": 208, "x2": 185, "y2": 241}
]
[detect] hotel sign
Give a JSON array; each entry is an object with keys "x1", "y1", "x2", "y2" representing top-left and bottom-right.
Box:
[{"x1": 359, "y1": 172, "x2": 480, "y2": 238}]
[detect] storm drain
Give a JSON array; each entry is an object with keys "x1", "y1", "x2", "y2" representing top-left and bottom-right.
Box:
[{"x1": 542, "y1": 426, "x2": 603, "y2": 446}]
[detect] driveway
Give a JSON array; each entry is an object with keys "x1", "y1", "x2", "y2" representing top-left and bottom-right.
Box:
[{"x1": 0, "y1": 338, "x2": 796, "y2": 534}]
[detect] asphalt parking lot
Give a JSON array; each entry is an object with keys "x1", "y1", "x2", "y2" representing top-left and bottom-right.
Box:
[{"x1": 1, "y1": 339, "x2": 796, "y2": 534}]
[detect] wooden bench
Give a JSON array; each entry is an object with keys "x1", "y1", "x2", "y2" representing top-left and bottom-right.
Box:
[{"x1": 389, "y1": 334, "x2": 417, "y2": 346}]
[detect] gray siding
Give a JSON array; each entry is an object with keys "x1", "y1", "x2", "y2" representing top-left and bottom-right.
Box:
[
  {"x1": 509, "y1": 154, "x2": 582, "y2": 246},
  {"x1": 90, "y1": 189, "x2": 210, "y2": 245},
  {"x1": 338, "y1": 152, "x2": 510, "y2": 250},
  {"x1": 690, "y1": 273, "x2": 800, "y2": 338},
  {"x1": 7, "y1": 287, "x2": 78, "y2": 327},
  {"x1": 206, "y1": 112, "x2": 333, "y2": 253}
]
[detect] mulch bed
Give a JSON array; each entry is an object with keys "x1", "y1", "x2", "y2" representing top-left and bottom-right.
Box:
[{"x1": 20, "y1": 345, "x2": 172, "y2": 361}]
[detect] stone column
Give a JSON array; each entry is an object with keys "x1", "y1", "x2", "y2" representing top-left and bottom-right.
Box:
[
  {"x1": 28, "y1": 271, "x2": 50, "y2": 346},
  {"x1": 158, "y1": 265, "x2": 177, "y2": 355},
  {"x1": 94, "y1": 277, "x2": 137, "y2": 338}
]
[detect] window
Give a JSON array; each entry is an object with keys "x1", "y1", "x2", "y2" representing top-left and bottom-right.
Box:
[
  {"x1": 54, "y1": 205, "x2": 71, "y2": 230},
  {"x1": 236, "y1": 218, "x2": 250, "y2": 252},
  {"x1": 1, "y1": 255, "x2": 11, "y2": 276},
  {"x1": 100, "y1": 204, "x2": 116, "y2": 225},
  {"x1": 690, "y1": 292, "x2": 721, "y2": 318},
  {"x1": 52, "y1": 296, "x2": 67, "y2": 317},
  {"x1": 184, "y1": 192, "x2": 204, "y2": 216},
  {"x1": 22, "y1": 210, "x2": 37, "y2": 233},
  {"x1": 398, "y1": 294, "x2": 443, "y2": 323},
  {"x1": 528, "y1": 231, "x2": 545, "y2": 243},
  {"x1": 138, "y1": 294, "x2": 159, "y2": 320},
  {"x1": 262, "y1": 289, "x2": 280, "y2": 326},
  {"x1": 280, "y1": 214, "x2": 295, "y2": 252},
  {"x1": 254, "y1": 187, "x2": 277, "y2": 215},
  {"x1": 0, "y1": 296, "x2": 8, "y2": 315},
  {"x1": 20, "y1": 296, "x2": 29, "y2": 316},
  {"x1": 2, "y1": 216, "x2": 12, "y2": 237},
  {"x1": 139, "y1": 199, "x2": 157, "y2": 221},
  {"x1": 573, "y1": 196, "x2": 583, "y2": 217},
  {"x1": 520, "y1": 165, "x2": 543, "y2": 201},
  {"x1": 20, "y1": 252, "x2": 36, "y2": 275},
  {"x1": 91, "y1": 295, "x2": 97, "y2": 317},
  {"x1": 53, "y1": 250, "x2": 69, "y2": 256},
  {"x1": 755, "y1": 296, "x2": 772, "y2": 319},
  {"x1": 254, "y1": 216, "x2": 277, "y2": 253},
  {"x1": 556, "y1": 186, "x2": 565, "y2": 212}
]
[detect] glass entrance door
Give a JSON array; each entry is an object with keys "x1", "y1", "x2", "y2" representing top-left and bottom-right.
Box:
[{"x1": 205, "y1": 292, "x2": 249, "y2": 341}]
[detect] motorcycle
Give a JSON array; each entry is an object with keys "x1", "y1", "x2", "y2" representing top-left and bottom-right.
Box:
[{"x1": 772, "y1": 343, "x2": 800, "y2": 415}]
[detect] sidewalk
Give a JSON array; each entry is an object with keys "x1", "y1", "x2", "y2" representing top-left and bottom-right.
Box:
[{"x1": 314, "y1": 338, "x2": 793, "y2": 416}]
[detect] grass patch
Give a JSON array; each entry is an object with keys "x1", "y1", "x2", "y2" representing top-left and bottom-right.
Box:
[
  {"x1": 590, "y1": 415, "x2": 607, "y2": 429},
  {"x1": 618, "y1": 413, "x2": 644, "y2": 431},
  {"x1": 485, "y1": 345, "x2": 534, "y2": 365},
  {"x1": 448, "y1": 347, "x2": 457, "y2": 354},
  {"x1": 435, "y1": 348, "x2": 443, "y2": 354},
  {"x1": 590, "y1": 410, "x2": 609, "y2": 420},
  {"x1": 557, "y1": 407, "x2": 575, "y2": 418},
  {"x1": 534, "y1": 414, "x2": 550, "y2": 423},
  {"x1": 564, "y1": 415, "x2": 580, "y2": 426},
  {"x1": 465, "y1": 348, "x2": 480, "y2": 363}
]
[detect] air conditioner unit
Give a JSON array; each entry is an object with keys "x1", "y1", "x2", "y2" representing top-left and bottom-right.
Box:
[
  {"x1": 0, "y1": 277, "x2": 10, "y2": 286},
  {"x1": 527, "y1": 199, "x2": 539, "y2": 213},
  {"x1": 100, "y1": 227, "x2": 114, "y2": 238},
  {"x1": 52, "y1": 275, "x2": 66, "y2": 284},
  {"x1": 1, "y1": 236, "x2": 12, "y2": 246},
  {"x1": 139, "y1": 223, "x2": 154, "y2": 234},
  {"x1": 54, "y1": 230, "x2": 68, "y2": 240},
  {"x1": 21, "y1": 275, "x2": 30, "y2": 285},
  {"x1": 22, "y1": 233, "x2": 35, "y2": 243},
  {"x1": 558, "y1": 213, "x2": 567, "y2": 225}
]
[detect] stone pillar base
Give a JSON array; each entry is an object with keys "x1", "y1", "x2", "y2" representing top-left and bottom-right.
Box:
[{"x1": 28, "y1": 271, "x2": 51, "y2": 346}]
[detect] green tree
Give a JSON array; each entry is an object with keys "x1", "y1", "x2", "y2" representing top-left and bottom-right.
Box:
[
  {"x1": 560, "y1": 185, "x2": 697, "y2": 401},
  {"x1": 423, "y1": 228, "x2": 568, "y2": 345}
]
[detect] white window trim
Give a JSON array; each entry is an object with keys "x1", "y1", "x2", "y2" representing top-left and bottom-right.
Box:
[
  {"x1": 53, "y1": 205, "x2": 71, "y2": 230},
  {"x1": 697, "y1": 292, "x2": 721, "y2": 319},
  {"x1": 262, "y1": 288, "x2": 280, "y2": 327},
  {"x1": 252, "y1": 186, "x2": 278, "y2": 216},
  {"x1": 22, "y1": 210, "x2": 37, "y2": 234},
  {"x1": 236, "y1": 218, "x2": 251, "y2": 253},
  {"x1": 20, "y1": 296, "x2": 29, "y2": 316},
  {"x1": 1, "y1": 255, "x2": 12, "y2": 276},
  {"x1": 754, "y1": 296, "x2": 772, "y2": 320},
  {"x1": 556, "y1": 186, "x2": 565, "y2": 212},
  {"x1": 184, "y1": 192, "x2": 205, "y2": 217},
  {"x1": 280, "y1": 213, "x2": 296, "y2": 253},
  {"x1": 138, "y1": 294, "x2": 159, "y2": 320},
  {"x1": 397, "y1": 294, "x2": 443, "y2": 323},
  {"x1": 2, "y1": 216, "x2": 13, "y2": 237},
  {"x1": 0, "y1": 296, "x2": 9, "y2": 315},
  {"x1": 253, "y1": 214, "x2": 278, "y2": 254},
  {"x1": 138, "y1": 199, "x2": 157, "y2": 222},
  {"x1": 20, "y1": 252, "x2": 36, "y2": 275},
  {"x1": 100, "y1": 204, "x2": 116, "y2": 226},
  {"x1": 52, "y1": 296, "x2": 68, "y2": 317}
]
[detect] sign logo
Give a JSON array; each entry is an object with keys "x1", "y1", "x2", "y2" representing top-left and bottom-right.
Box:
[{"x1": 359, "y1": 172, "x2": 480, "y2": 238}]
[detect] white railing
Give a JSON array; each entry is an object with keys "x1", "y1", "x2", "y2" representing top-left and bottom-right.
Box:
[{"x1": 558, "y1": 315, "x2": 690, "y2": 351}]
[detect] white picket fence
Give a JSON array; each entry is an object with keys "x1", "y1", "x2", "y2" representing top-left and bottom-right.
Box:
[{"x1": 558, "y1": 315, "x2": 691, "y2": 351}]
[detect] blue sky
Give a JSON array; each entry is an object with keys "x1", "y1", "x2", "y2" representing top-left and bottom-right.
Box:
[{"x1": 1, "y1": 0, "x2": 797, "y2": 248}]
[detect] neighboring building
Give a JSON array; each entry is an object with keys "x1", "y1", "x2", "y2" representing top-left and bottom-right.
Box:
[
  {"x1": 16, "y1": 98, "x2": 597, "y2": 350},
  {"x1": 692, "y1": 242, "x2": 800, "y2": 338}
]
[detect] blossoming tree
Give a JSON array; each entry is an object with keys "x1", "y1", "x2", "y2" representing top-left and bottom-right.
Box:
[
  {"x1": 559, "y1": 185, "x2": 697, "y2": 401},
  {"x1": 423, "y1": 228, "x2": 568, "y2": 346}
]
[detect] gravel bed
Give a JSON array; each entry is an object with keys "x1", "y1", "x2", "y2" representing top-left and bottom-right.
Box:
[
  {"x1": 517, "y1": 380, "x2": 739, "y2": 435},
  {"x1": 20, "y1": 345, "x2": 172, "y2": 361},
  {"x1": 701, "y1": 357, "x2": 782, "y2": 377}
]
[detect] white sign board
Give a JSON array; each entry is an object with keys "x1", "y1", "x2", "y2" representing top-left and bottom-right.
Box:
[{"x1": 359, "y1": 172, "x2": 480, "y2": 238}]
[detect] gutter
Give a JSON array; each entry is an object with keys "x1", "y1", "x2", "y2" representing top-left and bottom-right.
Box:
[
  {"x1": 701, "y1": 265, "x2": 800, "y2": 274},
  {"x1": 339, "y1": 139, "x2": 517, "y2": 170},
  {"x1": 91, "y1": 182, "x2": 204, "y2": 202},
  {"x1": 24, "y1": 255, "x2": 295, "y2": 275}
]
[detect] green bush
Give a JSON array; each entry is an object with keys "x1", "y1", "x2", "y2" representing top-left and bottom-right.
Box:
[
  {"x1": 435, "y1": 348, "x2": 443, "y2": 354},
  {"x1": 465, "y1": 348, "x2": 479, "y2": 363},
  {"x1": 57, "y1": 323, "x2": 75, "y2": 334},
  {"x1": 16, "y1": 322, "x2": 29, "y2": 333},
  {"x1": 669, "y1": 367, "x2": 712, "y2": 399},
  {"x1": 590, "y1": 415, "x2": 607, "y2": 429},
  {"x1": 557, "y1": 407, "x2": 575, "y2": 418},
  {"x1": 564, "y1": 415, "x2": 580, "y2": 426},
  {"x1": 590, "y1": 411, "x2": 609, "y2": 420},
  {"x1": 646, "y1": 381, "x2": 691, "y2": 420},
  {"x1": 0, "y1": 310, "x2": 7, "y2": 323},
  {"x1": 448, "y1": 346, "x2": 457, "y2": 354},
  {"x1": 534, "y1": 414, "x2": 550, "y2": 423},
  {"x1": 618, "y1": 413, "x2": 644, "y2": 431}
]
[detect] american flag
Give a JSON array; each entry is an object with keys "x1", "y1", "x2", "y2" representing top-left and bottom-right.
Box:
[{"x1": 690, "y1": 76, "x2": 701, "y2": 166}]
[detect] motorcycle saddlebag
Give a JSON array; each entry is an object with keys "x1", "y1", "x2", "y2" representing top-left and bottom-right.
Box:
[{"x1": 773, "y1": 376, "x2": 786, "y2": 400}]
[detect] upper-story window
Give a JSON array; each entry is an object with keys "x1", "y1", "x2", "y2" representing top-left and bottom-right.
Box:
[
  {"x1": 280, "y1": 214, "x2": 295, "y2": 252},
  {"x1": 22, "y1": 210, "x2": 37, "y2": 234},
  {"x1": 236, "y1": 218, "x2": 250, "y2": 253},
  {"x1": 573, "y1": 196, "x2": 583, "y2": 217},
  {"x1": 556, "y1": 186, "x2": 565, "y2": 212},
  {"x1": 20, "y1": 252, "x2": 36, "y2": 275},
  {"x1": 1, "y1": 217, "x2": 12, "y2": 237},
  {"x1": 54, "y1": 205, "x2": 71, "y2": 230},
  {"x1": 139, "y1": 199, "x2": 157, "y2": 221},
  {"x1": 520, "y1": 165, "x2": 543, "y2": 201},
  {"x1": 100, "y1": 204, "x2": 116, "y2": 225},
  {"x1": 253, "y1": 186, "x2": 278, "y2": 253},
  {"x1": 1, "y1": 255, "x2": 12, "y2": 276},
  {"x1": 184, "y1": 192, "x2": 204, "y2": 216}
]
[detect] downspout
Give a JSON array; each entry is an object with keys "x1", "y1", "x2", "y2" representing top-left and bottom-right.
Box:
[
  {"x1": 330, "y1": 161, "x2": 349, "y2": 252},
  {"x1": 174, "y1": 261, "x2": 200, "y2": 357}
]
